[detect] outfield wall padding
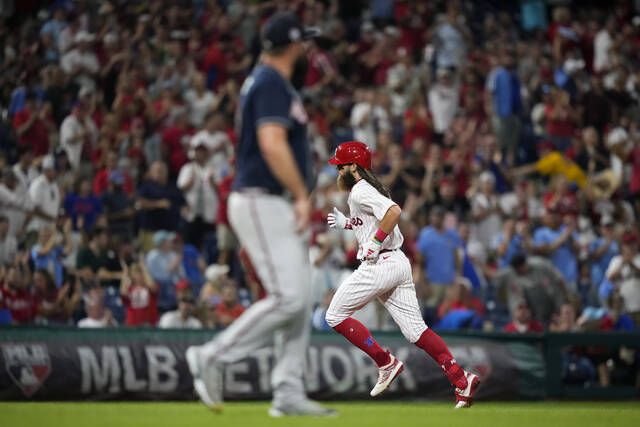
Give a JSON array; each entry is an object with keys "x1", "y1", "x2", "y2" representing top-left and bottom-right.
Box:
[{"x1": 0, "y1": 328, "x2": 547, "y2": 401}]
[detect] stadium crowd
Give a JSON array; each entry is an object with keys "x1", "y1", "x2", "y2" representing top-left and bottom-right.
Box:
[{"x1": 0, "y1": 0, "x2": 639, "y2": 384}]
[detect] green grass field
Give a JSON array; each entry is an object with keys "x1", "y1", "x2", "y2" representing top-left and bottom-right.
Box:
[{"x1": 1, "y1": 401, "x2": 639, "y2": 427}]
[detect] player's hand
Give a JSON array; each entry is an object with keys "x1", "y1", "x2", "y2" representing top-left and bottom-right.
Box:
[
  {"x1": 327, "y1": 207, "x2": 351, "y2": 230},
  {"x1": 294, "y1": 196, "x2": 311, "y2": 233},
  {"x1": 362, "y1": 239, "x2": 382, "y2": 263}
]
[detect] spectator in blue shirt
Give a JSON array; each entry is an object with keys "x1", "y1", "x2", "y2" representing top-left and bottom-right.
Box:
[
  {"x1": 417, "y1": 206, "x2": 461, "y2": 308},
  {"x1": 145, "y1": 230, "x2": 186, "y2": 311},
  {"x1": 173, "y1": 235, "x2": 206, "y2": 297},
  {"x1": 456, "y1": 222, "x2": 488, "y2": 294},
  {"x1": 31, "y1": 224, "x2": 72, "y2": 288},
  {"x1": 101, "y1": 171, "x2": 135, "y2": 239},
  {"x1": 40, "y1": 8, "x2": 67, "y2": 45},
  {"x1": 533, "y1": 209, "x2": 579, "y2": 291},
  {"x1": 492, "y1": 218, "x2": 533, "y2": 268},
  {"x1": 486, "y1": 50, "x2": 522, "y2": 166},
  {"x1": 64, "y1": 180, "x2": 102, "y2": 232},
  {"x1": 588, "y1": 215, "x2": 619, "y2": 291}
]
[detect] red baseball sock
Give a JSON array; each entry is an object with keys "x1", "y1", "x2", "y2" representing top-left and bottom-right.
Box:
[
  {"x1": 415, "y1": 329, "x2": 467, "y2": 389},
  {"x1": 333, "y1": 317, "x2": 391, "y2": 367}
]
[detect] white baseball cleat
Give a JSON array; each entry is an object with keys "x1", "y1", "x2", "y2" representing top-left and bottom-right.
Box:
[
  {"x1": 454, "y1": 371, "x2": 481, "y2": 409},
  {"x1": 370, "y1": 354, "x2": 404, "y2": 397},
  {"x1": 186, "y1": 346, "x2": 224, "y2": 413}
]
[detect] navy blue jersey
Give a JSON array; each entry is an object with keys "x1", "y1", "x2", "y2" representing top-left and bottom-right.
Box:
[{"x1": 233, "y1": 64, "x2": 312, "y2": 194}]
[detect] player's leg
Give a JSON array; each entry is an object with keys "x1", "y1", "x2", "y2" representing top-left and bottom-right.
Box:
[
  {"x1": 268, "y1": 309, "x2": 334, "y2": 416},
  {"x1": 328, "y1": 255, "x2": 419, "y2": 396},
  {"x1": 379, "y1": 256, "x2": 480, "y2": 406},
  {"x1": 271, "y1": 313, "x2": 310, "y2": 407},
  {"x1": 189, "y1": 193, "x2": 313, "y2": 409},
  {"x1": 197, "y1": 194, "x2": 309, "y2": 359},
  {"x1": 325, "y1": 265, "x2": 393, "y2": 368},
  {"x1": 380, "y1": 281, "x2": 467, "y2": 388},
  {"x1": 268, "y1": 260, "x2": 316, "y2": 412}
]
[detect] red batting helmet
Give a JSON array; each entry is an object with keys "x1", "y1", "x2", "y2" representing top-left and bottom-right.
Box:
[{"x1": 328, "y1": 141, "x2": 372, "y2": 170}]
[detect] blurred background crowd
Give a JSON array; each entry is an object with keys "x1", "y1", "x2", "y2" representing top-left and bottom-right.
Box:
[{"x1": 0, "y1": 0, "x2": 640, "y2": 384}]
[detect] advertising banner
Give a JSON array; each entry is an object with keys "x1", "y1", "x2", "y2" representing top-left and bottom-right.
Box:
[{"x1": 0, "y1": 329, "x2": 545, "y2": 401}]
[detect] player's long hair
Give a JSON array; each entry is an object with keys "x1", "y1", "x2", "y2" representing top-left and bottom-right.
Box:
[{"x1": 356, "y1": 165, "x2": 391, "y2": 198}]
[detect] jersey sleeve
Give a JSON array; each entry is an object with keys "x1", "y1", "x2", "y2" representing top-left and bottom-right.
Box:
[
  {"x1": 253, "y1": 79, "x2": 292, "y2": 129},
  {"x1": 353, "y1": 184, "x2": 396, "y2": 221}
]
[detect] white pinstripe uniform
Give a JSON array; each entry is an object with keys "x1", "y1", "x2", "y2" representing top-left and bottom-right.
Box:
[{"x1": 325, "y1": 179, "x2": 428, "y2": 343}]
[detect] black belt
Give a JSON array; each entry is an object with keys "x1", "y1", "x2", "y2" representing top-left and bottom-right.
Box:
[{"x1": 380, "y1": 249, "x2": 397, "y2": 254}]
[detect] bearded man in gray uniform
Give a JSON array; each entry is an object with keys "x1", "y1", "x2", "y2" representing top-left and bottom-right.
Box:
[{"x1": 186, "y1": 12, "x2": 335, "y2": 417}]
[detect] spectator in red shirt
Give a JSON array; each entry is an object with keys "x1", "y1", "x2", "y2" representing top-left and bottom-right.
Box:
[
  {"x1": 304, "y1": 40, "x2": 337, "y2": 94},
  {"x1": 203, "y1": 38, "x2": 227, "y2": 91},
  {"x1": 123, "y1": 118, "x2": 147, "y2": 171},
  {"x1": 12, "y1": 93, "x2": 54, "y2": 157},
  {"x1": 437, "y1": 277, "x2": 486, "y2": 320},
  {"x1": 503, "y1": 299, "x2": 544, "y2": 333},
  {"x1": 548, "y1": 6, "x2": 579, "y2": 62},
  {"x1": 120, "y1": 261, "x2": 158, "y2": 327},
  {"x1": 33, "y1": 269, "x2": 81, "y2": 325},
  {"x1": 93, "y1": 150, "x2": 134, "y2": 196},
  {"x1": 545, "y1": 88, "x2": 578, "y2": 150},
  {"x1": 542, "y1": 175, "x2": 578, "y2": 216},
  {"x1": 402, "y1": 97, "x2": 433, "y2": 151},
  {"x1": 1, "y1": 265, "x2": 37, "y2": 325},
  {"x1": 215, "y1": 280, "x2": 245, "y2": 328},
  {"x1": 162, "y1": 110, "x2": 193, "y2": 178}
]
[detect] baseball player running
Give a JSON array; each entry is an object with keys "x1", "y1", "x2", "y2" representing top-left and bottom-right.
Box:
[
  {"x1": 325, "y1": 141, "x2": 480, "y2": 408},
  {"x1": 186, "y1": 12, "x2": 334, "y2": 417}
]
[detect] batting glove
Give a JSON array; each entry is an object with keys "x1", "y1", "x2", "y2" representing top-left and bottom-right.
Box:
[
  {"x1": 327, "y1": 207, "x2": 352, "y2": 229},
  {"x1": 362, "y1": 239, "x2": 382, "y2": 263}
]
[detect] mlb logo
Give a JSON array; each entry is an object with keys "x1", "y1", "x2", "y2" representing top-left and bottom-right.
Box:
[{"x1": 2, "y1": 343, "x2": 51, "y2": 397}]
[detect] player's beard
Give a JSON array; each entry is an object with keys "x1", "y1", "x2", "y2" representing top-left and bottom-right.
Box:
[{"x1": 337, "y1": 170, "x2": 357, "y2": 191}]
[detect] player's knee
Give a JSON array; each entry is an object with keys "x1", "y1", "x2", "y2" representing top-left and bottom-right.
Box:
[
  {"x1": 324, "y1": 309, "x2": 345, "y2": 328},
  {"x1": 401, "y1": 325, "x2": 427, "y2": 344},
  {"x1": 278, "y1": 295, "x2": 307, "y2": 317}
]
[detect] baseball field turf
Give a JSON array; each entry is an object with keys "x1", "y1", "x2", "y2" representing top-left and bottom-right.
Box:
[{"x1": 1, "y1": 401, "x2": 639, "y2": 427}]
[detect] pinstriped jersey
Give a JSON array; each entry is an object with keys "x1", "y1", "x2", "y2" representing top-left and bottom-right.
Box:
[{"x1": 347, "y1": 179, "x2": 404, "y2": 260}]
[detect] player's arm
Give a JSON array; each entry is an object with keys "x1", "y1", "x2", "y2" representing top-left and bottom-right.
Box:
[
  {"x1": 257, "y1": 124, "x2": 308, "y2": 200},
  {"x1": 363, "y1": 202, "x2": 401, "y2": 262},
  {"x1": 377, "y1": 204, "x2": 401, "y2": 235},
  {"x1": 257, "y1": 124, "x2": 310, "y2": 231}
]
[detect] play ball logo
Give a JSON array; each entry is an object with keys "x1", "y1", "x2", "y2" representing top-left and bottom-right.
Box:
[{"x1": 2, "y1": 343, "x2": 51, "y2": 397}]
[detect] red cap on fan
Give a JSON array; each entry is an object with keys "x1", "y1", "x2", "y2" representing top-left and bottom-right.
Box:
[{"x1": 328, "y1": 141, "x2": 372, "y2": 170}]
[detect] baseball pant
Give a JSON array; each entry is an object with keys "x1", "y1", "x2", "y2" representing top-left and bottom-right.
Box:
[
  {"x1": 199, "y1": 191, "x2": 312, "y2": 407},
  {"x1": 325, "y1": 250, "x2": 427, "y2": 343}
]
